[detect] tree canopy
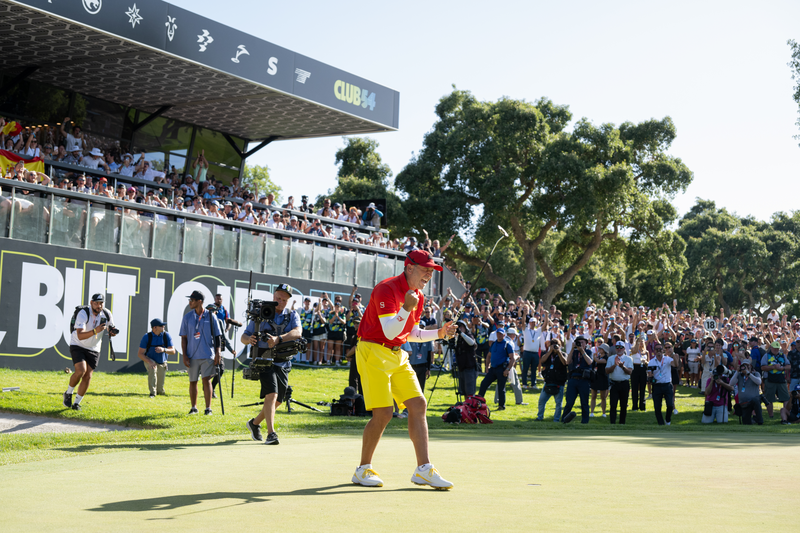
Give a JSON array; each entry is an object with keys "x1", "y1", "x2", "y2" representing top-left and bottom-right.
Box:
[
  {"x1": 789, "y1": 39, "x2": 800, "y2": 146},
  {"x1": 242, "y1": 163, "x2": 281, "y2": 201},
  {"x1": 322, "y1": 137, "x2": 408, "y2": 232},
  {"x1": 395, "y1": 88, "x2": 693, "y2": 305},
  {"x1": 676, "y1": 199, "x2": 800, "y2": 318}
]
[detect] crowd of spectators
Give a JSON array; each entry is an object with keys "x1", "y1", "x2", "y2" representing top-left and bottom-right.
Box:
[
  {"x1": 2, "y1": 117, "x2": 463, "y2": 253},
  {"x1": 427, "y1": 290, "x2": 800, "y2": 425}
]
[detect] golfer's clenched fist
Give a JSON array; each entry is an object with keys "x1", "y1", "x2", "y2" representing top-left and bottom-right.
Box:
[{"x1": 403, "y1": 290, "x2": 419, "y2": 312}]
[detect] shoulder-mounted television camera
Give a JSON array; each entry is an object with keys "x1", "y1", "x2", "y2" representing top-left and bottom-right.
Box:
[
  {"x1": 242, "y1": 338, "x2": 308, "y2": 380},
  {"x1": 247, "y1": 299, "x2": 278, "y2": 322}
]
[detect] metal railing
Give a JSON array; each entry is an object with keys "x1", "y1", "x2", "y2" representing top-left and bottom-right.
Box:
[{"x1": 0, "y1": 178, "x2": 440, "y2": 295}]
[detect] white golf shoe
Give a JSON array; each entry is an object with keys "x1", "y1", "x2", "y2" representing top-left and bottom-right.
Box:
[
  {"x1": 352, "y1": 464, "x2": 383, "y2": 487},
  {"x1": 411, "y1": 464, "x2": 453, "y2": 490}
]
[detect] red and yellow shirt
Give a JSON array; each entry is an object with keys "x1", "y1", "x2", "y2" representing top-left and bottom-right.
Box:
[{"x1": 358, "y1": 273, "x2": 423, "y2": 347}]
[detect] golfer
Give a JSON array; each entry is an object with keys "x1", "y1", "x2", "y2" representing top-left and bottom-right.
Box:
[{"x1": 351, "y1": 250, "x2": 457, "y2": 489}]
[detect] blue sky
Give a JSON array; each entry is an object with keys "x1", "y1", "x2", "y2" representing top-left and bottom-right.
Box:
[{"x1": 170, "y1": 0, "x2": 800, "y2": 222}]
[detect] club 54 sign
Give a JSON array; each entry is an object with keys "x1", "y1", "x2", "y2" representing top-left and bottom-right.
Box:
[{"x1": 334, "y1": 80, "x2": 377, "y2": 111}]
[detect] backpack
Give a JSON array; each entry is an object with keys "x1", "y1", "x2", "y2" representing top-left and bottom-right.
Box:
[
  {"x1": 69, "y1": 305, "x2": 115, "y2": 360},
  {"x1": 441, "y1": 395, "x2": 492, "y2": 424},
  {"x1": 69, "y1": 305, "x2": 110, "y2": 333}
]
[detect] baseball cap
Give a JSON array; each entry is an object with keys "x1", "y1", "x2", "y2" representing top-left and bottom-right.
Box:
[
  {"x1": 507, "y1": 327, "x2": 518, "y2": 335},
  {"x1": 275, "y1": 283, "x2": 293, "y2": 296},
  {"x1": 90, "y1": 293, "x2": 104, "y2": 302},
  {"x1": 771, "y1": 341, "x2": 780, "y2": 349},
  {"x1": 188, "y1": 290, "x2": 204, "y2": 301},
  {"x1": 794, "y1": 384, "x2": 800, "y2": 392},
  {"x1": 647, "y1": 330, "x2": 654, "y2": 335},
  {"x1": 150, "y1": 318, "x2": 166, "y2": 328},
  {"x1": 367, "y1": 202, "x2": 376, "y2": 209},
  {"x1": 528, "y1": 317, "x2": 536, "y2": 323},
  {"x1": 495, "y1": 328, "x2": 506, "y2": 335},
  {"x1": 615, "y1": 341, "x2": 626, "y2": 348},
  {"x1": 404, "y1": 250, "x2": 443, "y2": 271}
]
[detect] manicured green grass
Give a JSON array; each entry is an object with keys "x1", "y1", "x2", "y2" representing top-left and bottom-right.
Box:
[{"x1": 1, "y1": 366, "x2": 797, "y2": 466}]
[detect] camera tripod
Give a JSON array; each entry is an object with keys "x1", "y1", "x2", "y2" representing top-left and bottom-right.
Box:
[
  {"x1": 239, "y1": 385, "x2": 322, "y2": 413},
  {"x1": 427, "y1": 341, "x2": 461, "y2": 406}
]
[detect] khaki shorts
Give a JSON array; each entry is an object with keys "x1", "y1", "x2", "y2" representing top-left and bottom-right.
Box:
[
  {"x1": 188, "y1": 358, "x2": 216, "y2": 382},
  {"x1": 356, "y1": 341, "x2": 422, "y2": 411},
  {"x1": 764, "y1": 380, "x2": 790, "y2": 403}
]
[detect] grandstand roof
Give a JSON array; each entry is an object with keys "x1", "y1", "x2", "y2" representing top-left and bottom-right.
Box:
[{"x1": 0, "y1": 0, "x2": 399, "y2": 142}]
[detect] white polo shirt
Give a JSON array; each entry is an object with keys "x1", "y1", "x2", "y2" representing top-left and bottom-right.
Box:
[
  {"x1": 607, "y1": 353, "x2": 633, "y2": 381},
  {"x1": 648, "y1": 355, "x2": 673, "y2": 384},
  {"x1": 522, "y1": 326, "x2": 549, "y2": 352}
]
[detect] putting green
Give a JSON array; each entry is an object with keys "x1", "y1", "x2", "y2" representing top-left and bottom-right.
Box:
[{"x1": 1, "y1": 432, "x2": 794, "y2": 532}]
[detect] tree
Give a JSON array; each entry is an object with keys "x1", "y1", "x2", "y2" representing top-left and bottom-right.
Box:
[
  {"x1": 677, "y1": 200, "x2": 800, "y2": 318},
  {"x1": 324, "y1": 137, "x2": 408, "y2": 234},
  {"x1": 242, "y1": 163, "x2": 281, "y2": 201},
  {"x1": 335, "y1": 137, "x2": 392, "y2": 183},
  {"x1": 395, "y1": 88, "x2": 693, "y2": 305},
  {"x1": 789, "y1": 39, "x2": 800, "y2": 146}
]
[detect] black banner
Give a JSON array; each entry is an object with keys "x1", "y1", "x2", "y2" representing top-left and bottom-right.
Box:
[
  {"x1": 0, "y1": 238, "x2": 371, "y2": 372},
  {"x1": 11, "y1": 0, "x2": 399, "y2": 129}
]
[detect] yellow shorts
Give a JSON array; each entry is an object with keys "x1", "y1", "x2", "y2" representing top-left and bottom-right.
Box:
[{"x1": 356, "y1": 341, "x2": 422, "y2": 411}]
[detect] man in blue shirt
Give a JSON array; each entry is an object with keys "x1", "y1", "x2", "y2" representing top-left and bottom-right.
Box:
[
  {"x1": 179, "y1": 290, "x2": 221, "y2": 415},
  {"x1": 243, "y1": 283, "x2": 302, "y2": 445},
  {"x1": 477, "y1": 328, "x2": 517, "y2": 410},
  {"x1": 137, "y1": 318, "x2": 176, "y2": 398}
]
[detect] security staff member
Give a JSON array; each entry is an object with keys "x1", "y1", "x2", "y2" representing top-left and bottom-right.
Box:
[
  {"x1": 243, "y1": 283, "x2": 302, "y2": 446},
  {"x1": 63, "y1": 293, "x2": 117, "y2": 411},
  {"x1": 179, "y1": 290, "x2": 221, "y2": 415},
  {"x1": 606, "y1": 341, "x2": 633, "y2": 424},
  {"x1": 562, "y1": 336, "x2": 594, "y2": 424},
  {"x1": 647, "y1": 343, "x2": 679, "y2": 425}
]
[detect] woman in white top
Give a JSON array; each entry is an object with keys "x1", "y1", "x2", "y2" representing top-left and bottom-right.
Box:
[
  {"x1": 685, "y1": 339, "x2": 702, "y2": 388},
  {"x1": 699, "y1": 339, "x2": 719, "y2": 394}
]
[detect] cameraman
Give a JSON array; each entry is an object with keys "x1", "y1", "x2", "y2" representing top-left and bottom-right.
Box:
[
  {"x1": 561, "y1": 336, "x2": 593, "y2": 424},
  {"x1": 729, "y1": 360, "x2": 763, "y2": 425},
  {"x1": 454, "y1": 319, "x2": 478, "y2": 397},
  {"x1": 647, "y1": 343, "x2": 679, "y2": 426},
  {"x1": 63, "y1": 293, "x2": 118, "y2": 411},
  {"x1": 701, "y1": 365, "x2": 733, "y2": 424},
  {"x1": 780, "y1": 384, "x2": 800, "y2": 425},
  {"x1": 243, "y1": 283, "x2": 302, "y2": 445}
]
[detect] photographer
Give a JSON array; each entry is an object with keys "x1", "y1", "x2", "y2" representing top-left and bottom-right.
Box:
[
  {"x1": 729, "y1": 360, "x2": 763, "y2": 425},
  {"x1": 63, "y1": 293, "x2": 118, "y2": 411},
  {"x1": 179, "y1": 291, "x2": 222, "y2": 415},
  {"x1": 561, "y1": 336, "x2": 593, "y2": 424},
  {"x1": 453, "y1": 319, "x2": 478, "y2": 397},
  {"x1": 646, "y1": 343, "x2": 679, "y2": 426},
  {"x1": 137, "y1": 318, "x2": 176, "y2": 398},
  {"x1": 701, "y1": 365, "x2": 733, "y2": 424},
  {"x1": 535, "y1": 339, "x2": 568, "y2": 422},
  {"x1": 780, "y1": 384, "x2": 800, "y2": 425},
  {"x1": 244, "y1": 283, "x2": 302, "y2": 446}
]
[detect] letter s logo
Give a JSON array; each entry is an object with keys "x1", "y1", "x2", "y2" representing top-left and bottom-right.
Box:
[
  {"x1": 267, "y1": 57, "x2": 278, "y2": 76},
  {"x1": 379, "y1": 302, "x2": 385, "y2": 308}
]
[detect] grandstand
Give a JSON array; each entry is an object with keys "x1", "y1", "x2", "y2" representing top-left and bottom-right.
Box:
[{"x1": 0, "y1": 0, "x2": 461, "y2": 371}]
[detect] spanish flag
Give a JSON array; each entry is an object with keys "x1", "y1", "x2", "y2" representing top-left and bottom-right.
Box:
[
  {"x1": 0, "y1": 149, "x2": 45, "y2": 177},
  {"x1": 1, "y1": 121, "x2": 22, "y2": 137}
]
